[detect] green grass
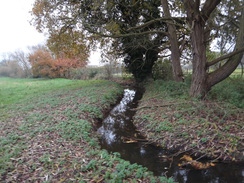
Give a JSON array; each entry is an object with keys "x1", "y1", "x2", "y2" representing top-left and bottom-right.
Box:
[
  {"x1": 0, "y1": 77, "x2": 107, "y2": 106},
  {"x1": 183, "y1": 68, "x2": 244, "y2": 78},
  {"x1": 0, "y1": 77, "x2": 171, "y2": 182},
  {"x1": 208, "y1": 76, "x2": 244, "y2": 108},
  {"x1": 134, "y1": 79, "x2": 244, "y2": 162}
]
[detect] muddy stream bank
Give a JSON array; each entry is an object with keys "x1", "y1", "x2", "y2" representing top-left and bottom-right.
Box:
[{"x1": 97, "y1": 88, "x2": 244, "y2": 183}]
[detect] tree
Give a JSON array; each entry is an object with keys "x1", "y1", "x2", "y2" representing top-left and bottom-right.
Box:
[
  {"x1": 11, "y1": 50, "x2": 32, "y2": 77},
  {"x1": 28, "y1": 46, "x2": 54, "y2": 78},
  {"x1": 214, "y1": 0, "x2": 242, "y2": 54},
  {"x1": 0, "y1": 59, "x2": 22, "y2": 78},
  {"x1": 46, "y1": 30, "x2": 89, "y2": 78},
  {"x1": 183, "y1": 0, "x2": 244, "y2": 97},
  {"x1": 31, "y1": 0, "x2": 168, "y2": 81},
  {"x1": 0, "y1": 51, "x2": 31, "y2": 78},
  {"x1": 47, "y1": 30, "x2": 89, "y2": 64},
  {"x1": 161, "y1": 0, "x2": 184, "y2": 82},
  {"x1": 113, "y1": 0, "x2": 167, "y2": 80},
  {"x1": 31, "y1": 0, "x2": 244, "y2": 97},
  {"x1": 31, "y1": 1, "x2": 90, "y2": 75},
  {"x1": 28, "y1": 45, "x2": 87, "y2": 78}
]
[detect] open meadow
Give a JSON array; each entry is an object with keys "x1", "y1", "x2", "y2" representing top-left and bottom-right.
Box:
[{"x1": 0, "y1": 77, "x2": 172, "y2": 182}]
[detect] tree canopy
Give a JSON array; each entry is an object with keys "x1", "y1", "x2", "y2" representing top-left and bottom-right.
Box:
[
  {"x1": 31, "y1": 0, "x2": 244, "y2": 97},
  {"x1": 28, "y1": 45, "x2": 87, "y2": 78},
  {"x1": 110, "y1": 0, "x2": 167, "y2": 80}
]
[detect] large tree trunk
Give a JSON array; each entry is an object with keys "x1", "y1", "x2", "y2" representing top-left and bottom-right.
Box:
[
  {"x1": 184, "y1": 0, "x2": 209, "y2": 97},
  {"x1": 189, "y1": 5, "x2": 244, "y2": 97},
  {"x1": 161, "y1": 0, "x2": 184, "y2": 82},
  {"x1": 184, "y1": 0, "x2": 221, "y2": 98},
  {"x1": 190, "y1": 19, "x2": 208, "y2": 97}
]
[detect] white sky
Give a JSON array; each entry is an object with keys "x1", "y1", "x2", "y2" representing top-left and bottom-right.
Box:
[
  {"x1": 0, "y1": 0, "x2": 100, "y2": 65},
  {"x1": 0, "y1": 0, "x2": 46, "y2": 58}
]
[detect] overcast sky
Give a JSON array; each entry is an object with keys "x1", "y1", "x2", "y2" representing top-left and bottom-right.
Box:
[
  {"x1": 0, "y1": 0, "x2": 46, "y2": 58},
  {"x1": 0, "y1": 0, "x2": 100, "y2": 65}
]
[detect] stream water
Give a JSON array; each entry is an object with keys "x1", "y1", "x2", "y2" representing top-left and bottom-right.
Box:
[{"x1": 97, "y1": 88, "x2": 244, "y2": 183}]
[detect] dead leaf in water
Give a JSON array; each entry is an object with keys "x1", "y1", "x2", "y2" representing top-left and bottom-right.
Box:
[
  {"x1": 124, "y1": 140, "x2": 138, "y2": 143},
  {"x1": 180, "y1": 155, "x2": 192, "y2": 161},
  {"x1": 179, "y1": 155, "x2": 215, "y2": 170}
]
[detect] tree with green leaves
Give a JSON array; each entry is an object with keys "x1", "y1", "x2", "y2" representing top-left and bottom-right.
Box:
[
  {"x1": 31, "y1": 0, "x2": 244, "y2": 97},
  {"x1": 31, "y1": 0, "x2": 168, "y2": 80},
  {"x1": 111, "y1": 1, "x2": 167, "y2": 80}
]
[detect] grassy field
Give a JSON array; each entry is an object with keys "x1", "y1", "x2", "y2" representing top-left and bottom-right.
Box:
[
  {"x1": 183, "y1": 68, "x2": 244, "y2": 78},
  {"x1": 0, "y1": 77, "x2": 173, "y2": 182}
]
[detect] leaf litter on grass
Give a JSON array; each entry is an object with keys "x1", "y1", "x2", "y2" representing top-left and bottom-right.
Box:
[
  {"x1": 133, "y1": 80, "x2": 244, "y2": 162},
  {"x1": 1, "y1": 78, "x2": 172, "y2": 182}
]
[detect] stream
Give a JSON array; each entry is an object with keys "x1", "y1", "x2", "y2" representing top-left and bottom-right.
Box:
[{"x1": 97, "y1": 88, "x2": 244, "y2": 183}]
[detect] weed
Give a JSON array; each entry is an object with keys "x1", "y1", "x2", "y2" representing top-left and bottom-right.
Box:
[
  {"x1": 156, "y1": 121, "x2": 174, "y2": 132},
  {"x1": 200, "y1": 137, "x2": 209, "y2": 143}
]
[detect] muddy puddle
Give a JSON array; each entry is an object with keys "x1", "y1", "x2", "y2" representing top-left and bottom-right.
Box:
[{"x1": 97, "y1": 88, "x2": 244, "y2": 183}]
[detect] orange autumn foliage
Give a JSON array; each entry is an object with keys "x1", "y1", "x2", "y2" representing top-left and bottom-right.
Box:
[
  {"x1": 29, "y1": 48, "x2": 87, "y2": 78},
  {"x1": 52, "y1": 57, "x2": 87, "y2": 78},
  {"x1": 29, "y1": 49, "x2": 54, "y2": 78}
]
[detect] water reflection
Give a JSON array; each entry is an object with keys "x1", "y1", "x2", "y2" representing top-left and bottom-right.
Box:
[
  {"x1": 98, "y1": 89, "x2": 136, "y2": 145},
  {"x1": 111, "y1": 89, "x2": 135, "y2": 114},
  {"x1": 98, "y1": 88, "x2": 244, "y2": 183}
]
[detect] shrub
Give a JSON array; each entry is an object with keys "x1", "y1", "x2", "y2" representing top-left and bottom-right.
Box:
[
  {"x1": 70, "y1": 65, "x2": 123, "y2": 80},
  {"x1": 70, "y1": 67, "x2": 101, "y2": 80},
  {"x1": 152, "y1": 59, "x2": 173, "y2": 81}
]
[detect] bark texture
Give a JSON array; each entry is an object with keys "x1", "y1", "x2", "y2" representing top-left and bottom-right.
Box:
[
  {"x1": 189, "y1": 19, "x2": 208, "y2": 97},
  {"x1": 183, "y1": 0, "x2": 244, "y2": 97},
  {"x1": 161, "y1": 0, "x2": 184, "y2": 82}
]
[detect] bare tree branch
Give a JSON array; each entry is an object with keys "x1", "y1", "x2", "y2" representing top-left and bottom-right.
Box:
[
  {"x1": 127, "y1": 17, "x2": 186, "y2": 31},
  {"x1": 201, "y1": 0, "x2": 221, "y2": 21},
  {"x1": 90, "y1": 30, "x2": 169, "y2": 38},
  {"x1": 207, "y1": 47, "x2": 244, "y2": 67}
]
